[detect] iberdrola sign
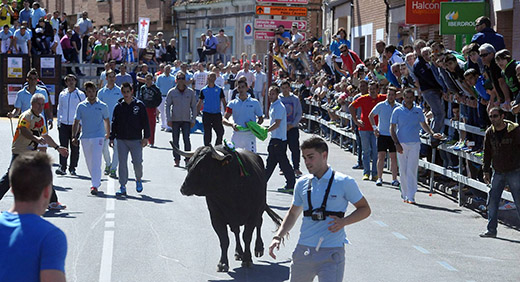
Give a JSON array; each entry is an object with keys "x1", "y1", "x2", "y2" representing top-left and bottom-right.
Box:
[{"x1": 440, "y1": 1, "x2": 486, "y2": 35}]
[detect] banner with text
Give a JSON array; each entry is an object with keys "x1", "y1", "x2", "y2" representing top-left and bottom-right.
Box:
[
  {"x1": 440, "y1": 1, "x2": 486, "y2": 35},
  {"x1": 406, "y1": 0, "x2": 449, "y2": 25},
  {"x1": 137, "y1": 17, "x2": 150, "y2": 49}
]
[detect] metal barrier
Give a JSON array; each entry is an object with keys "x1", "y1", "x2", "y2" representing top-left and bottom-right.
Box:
[
  {"x1": 61, "y1": 62, "x2": 139, "y2": 86},
  {"x1": 303, "y1": 99, "x2": 514, "y2": 205}
]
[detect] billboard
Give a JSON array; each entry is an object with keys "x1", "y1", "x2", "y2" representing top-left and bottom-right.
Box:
[
  {"x1": 405, "y1": 0, "x2": 449, "y2": 25},
  {"x1": 440, "y1": 1, "x2": 486, "y2": 35}
]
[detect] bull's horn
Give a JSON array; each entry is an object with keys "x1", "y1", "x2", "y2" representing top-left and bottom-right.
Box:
[
  {"x1": 210, "y1": 145, "x2": 227, "y2": 161},
  {"x1": 169, "y1": 141, "x2": 195, "y2": 158}
]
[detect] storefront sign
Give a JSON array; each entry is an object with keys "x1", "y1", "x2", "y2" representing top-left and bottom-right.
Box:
[
  {"x1": 255, "y1": 6, "x2": 307, "y2": 17},
  {"x1": 405, "y1": 0, "x2": 449, "y2": 25},
  {"x1": 256, "y1": 0, "x2": 308, "y2": 4},
  {"x1": 254, "y1": 31, "x2": 306, "y2": 41},
  {"x1": 440, "y1": 1, "x2": 486, "y2": 35},
  {"x1": 255, "y1": 19, "x2": 307, "y2": 30}
]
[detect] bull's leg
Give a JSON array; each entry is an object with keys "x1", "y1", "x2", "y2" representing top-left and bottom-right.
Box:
[
  {"x1": 254, "y1": 216, "x2": 264, "y2": 257},
  {"x1": 230, "y1": 225, "x2": 244, "y2": 261},
  {"x1": 211, "y1": 217, "x2": 230, "y2": 272},
  {"x1": 241, "y1": 223, "x2": 255, "y2": 268}
]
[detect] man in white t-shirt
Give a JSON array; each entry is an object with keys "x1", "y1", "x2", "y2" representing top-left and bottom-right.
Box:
[
  {"x1": 236, "y1": 61, "x2": 255, "y2": 90},
  {"x1": 193, "y1": 63, "x2": 208, "y2": 96}
]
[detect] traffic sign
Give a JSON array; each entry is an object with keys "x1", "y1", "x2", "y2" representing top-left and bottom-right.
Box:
[
  {"x1": 256, "y1": 0, "x2": 308, "y2": 4},
  {"x1": 255, "y1": 6, "x2": 307, "y2": 16},
  {"x1": 254, "y1": 31, "x2": 306, "y2": 41},
  {"x1": 255, "y1": 19, "x2": 307, "y2": 30},
  {"x1": 244, "y1": 22, "x2": 253, "y2": 45}
]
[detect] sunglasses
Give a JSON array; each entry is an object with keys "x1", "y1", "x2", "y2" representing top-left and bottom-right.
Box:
[
  {"x1": 480, "y1": 53, "x2": 491, "y2": 58},
  {"x1": 489, "y1": 114, "x2": 500, "y2": 118},
  {"x1": 177, "y1": 77, "x2": 185, "y2": 80},
  {"x1": 340, "y1": 49, "x2": 347, "y2": 53}
]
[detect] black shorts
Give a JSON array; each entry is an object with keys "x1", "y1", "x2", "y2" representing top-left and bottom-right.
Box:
[{"x1": 377, "y1": 135, "x2": 396, "y2": 153}]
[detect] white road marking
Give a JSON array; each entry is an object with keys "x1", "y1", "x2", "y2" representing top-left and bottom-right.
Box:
[
  {"x1": 438, "y1": 261, "x2": 458, "y2": 271},
  {"x1": 99, "y1": 230, "x2": 115, "y2": 282},
  {"x1": 391, "y1": 232, "x2": 408, "y2": 240},
  {"x1": 373, "y1": 220, "x2": 388, "y2": 227},
  {"x1": 105, "y1": 221, "x2": 115, "y2": 228},
  {"x1": 413, "y1": 245, "x2": 430, "y2": 254},
  {"x1": 99, "y1": 178, "x2": 117, "y2": 282}
]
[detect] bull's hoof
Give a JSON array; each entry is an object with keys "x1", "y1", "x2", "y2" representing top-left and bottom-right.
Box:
[
  {"x1": 234, "y1": 252, "x2": 243, "y2": 261},
  {"x1": 241, "y1": 261, "x2": 253, "y2": 268},
  {"x1": 255, "y1": 250, "x2": 264, "y2": 257},
  {"x1": 217, "y1": 262, "x2": 229, "y2": 272}
]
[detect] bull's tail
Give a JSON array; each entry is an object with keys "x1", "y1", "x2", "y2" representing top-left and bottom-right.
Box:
[{"x1": 265, "y1": 204, "x2": 283, "y2": 229}]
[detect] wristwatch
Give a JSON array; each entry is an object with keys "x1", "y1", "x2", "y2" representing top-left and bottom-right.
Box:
[{"x1": 54, "y1": 145, "x2": 59, "y2": 150}]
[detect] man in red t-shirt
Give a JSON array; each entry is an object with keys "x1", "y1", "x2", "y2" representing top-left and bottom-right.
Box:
[
  {"x1": 334, "y1": 44, "x2": 364, "y2": 77},
  {"x1": 349, "y1": 81, "x2": 386, "y2": 180}
]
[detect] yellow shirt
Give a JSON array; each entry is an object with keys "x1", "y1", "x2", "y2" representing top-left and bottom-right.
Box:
[
  {"x1": 12, "y1": 109, "x2": 48, "y2": 155},
  {"x1": 0, "y1": 5, "x2": 12, "y2": 27}
]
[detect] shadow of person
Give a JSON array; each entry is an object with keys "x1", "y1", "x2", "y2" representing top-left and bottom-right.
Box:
[{"x1": 207, "y1": 260, "x2": 290, "y2": 282}]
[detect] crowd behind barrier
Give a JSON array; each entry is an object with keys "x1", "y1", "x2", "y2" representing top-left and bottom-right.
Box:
[{"x1": 302, "y1": 99, "x2": 515, "y2": 204}]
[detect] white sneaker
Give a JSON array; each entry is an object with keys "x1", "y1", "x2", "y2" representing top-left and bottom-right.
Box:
[{"x1": 499, "y1": 201, "x2": 516, "y2": 211}]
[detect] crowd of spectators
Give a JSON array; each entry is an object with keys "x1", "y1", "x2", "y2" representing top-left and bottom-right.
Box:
[
  {"x1": 0, "y1": 1, "x2": 178, "y2": 76},
  {"x1": 270, "y1": 15, "x2": 519, "y2": 209}
]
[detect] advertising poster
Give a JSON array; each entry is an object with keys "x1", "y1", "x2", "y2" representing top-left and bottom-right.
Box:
[
  {"x1": 45, "y1": 84, "x2": 56, "y2": 105},
  {"x1": 7, "y1": 57, "x2": 23, "y2": 78},
  {"x1": 7, "y1": 84, "x2": 23, "y2": 105},
  {"x1": 40, "y1": 57, "x2": 55, "y2": 78}
]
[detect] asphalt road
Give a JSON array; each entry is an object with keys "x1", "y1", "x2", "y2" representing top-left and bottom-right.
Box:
[{"x1": 0, "y1": 117, "x2": 519, "y2": 282}]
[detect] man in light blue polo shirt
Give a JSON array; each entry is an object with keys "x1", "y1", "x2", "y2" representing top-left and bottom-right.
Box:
[
  {"x1": 264, "y1": 85, "x2": 295, "y2": 192},
  {"x1": 390, "y1": 88, "x2": 442, "y2": 204},
  {"x1": 12, "y1": 25, "x2": 31, "y2": 54},
  {"x1": 368, "y1": 86, "x2": 400, "y2": 187},
  {"x1": 72, "y1": 81, "x2": 110, "y2": 196},
  {"x1": 97, "y1": 70, "x2": 122, "y2": 178},
  {"x1": 156, "y1": 65, "x2": 176, "y2": 131},
  {"x1": 268, "y1": 137, "x2": 371, "y2": 282},
  {"x1": 30, "y1": 2, "x2": 46, "y2": 29},
  {"x1": 222, "y1": 80, "x2": 263, "y2": 153}
]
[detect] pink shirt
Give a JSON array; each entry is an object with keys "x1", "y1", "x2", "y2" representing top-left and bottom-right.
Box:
[
  {"x1": 60, "y1": 35, "x2": 73, "y2": 50},
  {"x1": 110, "y1": 45, "x2": 122, "y2": 61}
]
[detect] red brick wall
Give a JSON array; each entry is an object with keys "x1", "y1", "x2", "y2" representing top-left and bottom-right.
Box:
[
  {"x1": 44, "y1": 0, "x2": 171, "y2": 32},
  {"x1": 352, "y1": 0, "x2": 387, "y2": 56}
]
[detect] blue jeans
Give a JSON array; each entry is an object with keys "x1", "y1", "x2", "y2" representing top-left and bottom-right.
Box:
[
  {"x1": 359, "y1": 130, "x2": 377, "y2": 176},
  {"x1": 172, "y1": 121, "x2": 192, "y2": 162},
  {"x1": 421, "y1": 89, "x2": 445, "y2": 135},
  {"x1": 487, "y1": 169, "x2": 520, "y2": 234}
]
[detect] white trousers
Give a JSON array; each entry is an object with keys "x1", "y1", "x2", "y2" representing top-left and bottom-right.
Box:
[
  {"x1": 1, "y1": 38, "x2": 11, "y2": 53},
  {"x1": 82, "y1": 137, "x2": 105, "y2": 188},
  {"x1": 397, "y1": 142, "x2": 421, "y2": 201},
  {"x1": 15, "y1": 43, "x2": 28, "y2": 54},
  {"x1": 103, "y1": 139, "x2": 119, "y2": 170},
  {"x1": 159, "y1": 96, "x2": 170, "y2": 129},
  {"x1": 232, "y1": 131, "x2": 256, "y2": 153}
]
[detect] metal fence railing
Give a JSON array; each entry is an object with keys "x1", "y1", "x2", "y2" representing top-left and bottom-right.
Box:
[{"x1": 303, "y1": 99, "x2": 514, "y2": 206}]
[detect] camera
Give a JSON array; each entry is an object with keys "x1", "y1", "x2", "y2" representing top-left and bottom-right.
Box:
[{"x1": 311, "y1": 208, "x2": 325, "y2": 221}]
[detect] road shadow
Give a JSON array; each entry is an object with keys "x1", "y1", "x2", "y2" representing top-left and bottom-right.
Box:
[
  {"x1": 207, "y1": 260, "x2": 290, "y2": 282},
  {"x1": 151, "y1": 146, "x2": 173, "y2": 151},
  {"x1": 268, "y1": 205, "x2": 289, "y2": 211},
  {"x1": 43, "y1": 210, "x2": 82, "y2": 218},
  {"x1": 58, "y1": 174, "x2": 92, "y2": 181},
  {"x1": 413, "y1": 203, "x2": 462, "y2": 213},
  {"x1": 115, "y1": 194, "x2": 173, "y2": 204},
  {"x1": 52, "y1": 185, "x2": 72, "y2": 192},
  {"x1": 490, "y1": 236, "x2": 520, "y2": 244}
]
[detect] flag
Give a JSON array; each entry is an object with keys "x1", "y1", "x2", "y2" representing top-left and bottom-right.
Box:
[{"x1": 137, "y1": 17, "x2": 150, "y2": 49}]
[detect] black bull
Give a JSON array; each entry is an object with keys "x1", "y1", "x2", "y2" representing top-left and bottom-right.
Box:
[{"x1": 171, "y1": 142, "x2": 283, "y2": 272}]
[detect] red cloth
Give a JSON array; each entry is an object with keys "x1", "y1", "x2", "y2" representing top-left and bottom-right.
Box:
[
  {"x1": 146, "y1": 107, "x2": 157, "y2": 145},
  {"x1": 350, "y1": 94, "x2": 387, "y2": 131},
  {"x1": 340, "y1": 50, "x2": 364, "y2": 74}
]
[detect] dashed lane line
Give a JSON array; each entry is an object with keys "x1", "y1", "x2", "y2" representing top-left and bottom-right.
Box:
[{"x1": 99, "y1": 178, "x2": 116, "y2": 282}]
